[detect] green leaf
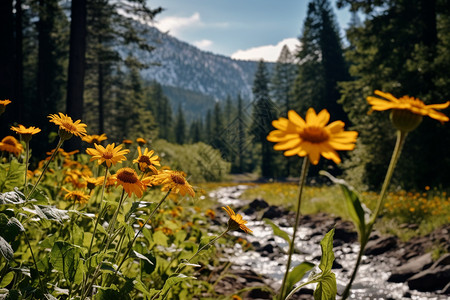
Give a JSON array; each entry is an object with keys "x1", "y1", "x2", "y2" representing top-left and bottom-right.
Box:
[
  {"x1": 264, "y1": 218, "x2": 291, "y2": 244},
  {"x1": 133, "y1": 279, "x2": 159, "y2": 299},
  {"x1": 0, "y1": 189, "x2": 26, "y2": 205},
  {"x1": 0, "y1": 160, "x2": 25, "y2": 193},
  {"x1": 0, "y1": 236, "x2": 14, "y2": 261},
  {"x1": 320, "y1": 171, "x2": 367, "y2": 236},
  {"x1": 95, "y1": 287, "x2": 130, "y2": 300},
  {"x1": 34, "y1": 205, "x2": 69, "y2": 224},
  {"x1": 142, "y1": 253, "x2": 156, "y2": 275},
  {"x1": 285, "y1": 262, "x2": 315, "y2": 296},
  {"x1": 313, "y1": 272, "x2": 336, "y2": 300},
  {"x1": 0, "y1": 272, "x2": 14, "y2": 288},
  {"x1": 160, "y1": 274, "x2": 196, "y2": 298},
  {"x1": 318, "y1": 228, "x2": 335, "y2": 273},
  {"x1": 49, "y1": 241, "x2": 81, "y2": 284},
  {"x1": 198, "y1": 235, "x2": 217, "y2": 251},
  {"x1": 131, "y1": 250, "x2": 154, "y2": 265},
  {"x1": 152, "y1": 231, "x2": 168, "y2": 247},
  {"x1": 0, "y1": 215, "x2": 25, "y2": 243}
]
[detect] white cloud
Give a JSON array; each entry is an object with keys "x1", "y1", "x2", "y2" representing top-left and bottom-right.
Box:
[
  {"x1": 193, "y1": 39, "x2": 213, "y2": 50},
  {"x1": 154, "y1": 12, "x2": 202, "y2": 36},
  {"x1": 231, "y1": 38, "x2": 300, "y2": 62}
]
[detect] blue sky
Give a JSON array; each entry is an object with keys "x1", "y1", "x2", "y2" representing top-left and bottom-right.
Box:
[{"x1": 148, "y1": 0, "x2": 352, "y2": 61}]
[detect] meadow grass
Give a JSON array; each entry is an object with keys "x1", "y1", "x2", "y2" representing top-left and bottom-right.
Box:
[{"x1": 238, "y1": 182, "x2": 450, "y2": 241}]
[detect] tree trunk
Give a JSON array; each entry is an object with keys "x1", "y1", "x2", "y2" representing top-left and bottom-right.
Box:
[
  {"x1": 14, "y1": 0, "x2": 24, "y2": 122},
  {"x1": 66, "y1": 0, "x2": 87, "y2": 149},
  {"x1": 0, "y1": 0, "x2": 14, "y2": 130}
]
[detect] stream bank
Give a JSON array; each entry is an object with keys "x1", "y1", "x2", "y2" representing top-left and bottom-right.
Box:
[{"x1": 209, "y1": 185, "x2": 450, "y2": 300}]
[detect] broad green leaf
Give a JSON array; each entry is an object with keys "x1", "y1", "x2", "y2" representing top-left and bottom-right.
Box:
[
  {"x1": 0, "y1": 272, "x2": 14, "y2": 288},
  {"x1": 0, "y1": 236, "x2": 13, "y2": 261},
  {"x1": 160, "y1": 274, "x2": 196, "y2": 298},
  {"x1": 318, "y1": 228, "x2": 335, "y2": 273},
  {"x1": 285, "y1": 262, "x2": 315, "y2": 297},
  {"x1": 0, "y1": 189, "x2": 26, "y2": 205},
  {"x1": 0, "y1": 160, "x2": 25, "y2": 193},
  {"x1": 72, "y1": 224, "x2": 84, "y2": 247},
  {"x1": 133, "y1": 279, "x2": 159, "y2": 299},
  {"x1": 320, "y1": 171, "x2": 367, "y2": 236},
  {"x1": 50, "y1": 241, "x2": 81, "y2": 284},
  {"x1": 264, "y1": 218, "x2": 291, "y2": 244},
  {"x1": 153, "y1": 231, "x2": 168, "y2": 247},
  {"x1": 142, "y1": 253, "x2": 156, "y2": 275},
  {"x1": 95, "y1": 287, "x2": 130, "y2": 300},
  {"x1": 0, "y1": 215, "x2": 24, "y2": 242},
  {"x1": 313, "y1": 273, "x2": 336, "y2": 300},
  {"x1": 34, "y1": 205, "x2": 69, "y2": 224}
]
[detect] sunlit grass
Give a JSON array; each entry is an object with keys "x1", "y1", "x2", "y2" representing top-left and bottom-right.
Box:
[{"x1": 240, "y1": 182, "x2": 450, "y2": 240}]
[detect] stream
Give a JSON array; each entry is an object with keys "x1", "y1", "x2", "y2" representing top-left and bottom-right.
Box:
[{"x1": 209, "y1": 185, "x2": 447, "y2": 300}]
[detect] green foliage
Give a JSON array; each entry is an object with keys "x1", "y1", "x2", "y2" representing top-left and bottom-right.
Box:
[
  {"x1": 50, "y1": 241, "x2": 83, "y2": 285},
  {"x1": 0, "y1": 160, "x2": 26, "y2": 193},
  {"x1": 264, "y1": 218, "x2": 291, "y2": 244},
  {"x1": 152, "y1": 139, "x2": 231, "y2": 182},
  {"x1": 285, "y1": 262, "x2": 315, "y2": 297}
]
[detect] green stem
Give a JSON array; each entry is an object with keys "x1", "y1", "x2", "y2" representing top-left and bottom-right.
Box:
[
  {"x1": 87, "y1": 166, "x2": 109, "y2": 259},
  {"x1": 113, "y1": 189, "x2": 172, "y2": 277},
  {"x1": 26, "y1": 138, "x2": 64, "y2": 200},
  {"x1": 342, "y1": 130, "x2": 407, "y2": 300},
  {"x1": 279, "y1": 157, "x2": 309, "y2": 300},
  {"x1": 24, "y1": 141, "x2": 30, "y2": 192},
  {"x1": 24, "y1": 231, "x2": 45, "y2": 293}
]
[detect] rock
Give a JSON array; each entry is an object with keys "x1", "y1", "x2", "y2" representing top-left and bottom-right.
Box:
[
  {"x1": 332, "y1": 260, "x2": 343, "y2": 269},
  {"x1": 249, "y1": 198, "x2": 269, "y2": 210},
  {"x1": 334, "y1": 221, "x2": 357, "y2": 243},
  {"x1": 432, "y1": 253, "x2": 450, "y2": 267},
  {"x1": 365, "y1": 236, "x2": 397, "y2": 255},
  {"x1": 388, "y1": 253, "x2": 433, "y2": 282},
  {"x1": 262, "y1": 206, "x2": 284, "y2": 219},
  {"x1": 246, "y1": 288, "x2": 272, "y2": 299},
  {"x1": 441, "y1": 281, "x2": 450, "y2": 294},
  {"x1": 407, "y1": 265, "x2": 450, "y2": 292}
]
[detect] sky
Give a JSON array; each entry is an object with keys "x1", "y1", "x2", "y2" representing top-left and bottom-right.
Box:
[{"x1": 147, "y1": 0, "x2": 352, "y2": 62}]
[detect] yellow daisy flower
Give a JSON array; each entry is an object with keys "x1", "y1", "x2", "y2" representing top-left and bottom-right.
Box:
[
  {"x1": 367, "y1": 90, "x2": 449, "y2": 132},
  {"x1": 10, "y1": 124, "x2": 41, "y2": 142},
  {"x1": 0, "y1": 99, "x2": 11, "y2": 115},
  {"x1": 153, "y1": 170, "x2": 195, "y2": 197},
  {"x1": 0, "y1": 136, "x2": 24, "y2": 156},
  {"x1": 136, "y1": 137, "x2": 147, "y2": 146},
  {"x1": 62, "y1": 187, "x2": 90, "y2": 205},
  {"x1": 367, "y1": 90, "x2": 450, "y2": 122},
  {"x1": 48, "y1": 112, "x2": 87, "y2": 139},
  {"x1": 122, "y1": 139, "x2": 133, "y2": 145},
  {"x1": 267, "y1": 108, "x2": 358, "y2": 165},
  {"x1": 86, "y1": 143, "x2": 129, "y2": 167},
  {"x1": 133, "y1": 147, "x2": 161, "y2": 173},
  {"x1": 82, "y1": 133, "x2": 107, "y2": 144},
  {"x1": 112, "y1": 167, "x2": 146, "y2": 198},
  {"x1": 222, "y1": 206, "x2": 252, "y2": 234}
]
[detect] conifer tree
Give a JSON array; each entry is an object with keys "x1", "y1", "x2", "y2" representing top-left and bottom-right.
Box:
[
  {"x1": 250, "y1": 60, "x2": 278, "y2": 178},
  {"x1": 271, "y1": 45, "x2": 297, "y2": 115},
  {"x1": 292, "y1": 0, "x2": 349, "y2": 122},
  {"x1": 175, "y1": 103, "x2": 186, "y2": 144},
  {"x1": 146, "y1": 81, "x2": 173, "y2": 141}
]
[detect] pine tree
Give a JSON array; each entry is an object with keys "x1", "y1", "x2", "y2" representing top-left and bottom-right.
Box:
[
  {"x1": 292, "y1": 0, "x2": 349, "y2": 122},
  {"x1": 338, "y1": 0, "x2": 450, "y2": 189},
  {"x1": 146, "y1": 81, "x2": 173, "y2": 141},
  {"x1": 249, "y1": 60, "x2": 278, "y2": 178},
  {"x1": 174, "y1": 103, "x2": 186, "y2": 144},
  {"x1": 271, "y1": 45, "x2": 297, "y2": 115}
]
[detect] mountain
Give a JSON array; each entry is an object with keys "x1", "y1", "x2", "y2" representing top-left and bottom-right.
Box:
[{"x1": 132, "y1": 25, "x2": 272, "y2": 101}]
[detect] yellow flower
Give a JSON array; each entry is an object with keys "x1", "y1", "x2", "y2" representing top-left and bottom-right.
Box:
[
  {"x1": 0, "y1": 136, "x2": 24, "y2": 156},
  {"x1": 133, "y1": 147, "x2": 160, "y2": 173},
  {"x1": 48, "y1": 113, "x2": 87, "y2": 139},
  {"x1": 0, "y1": 99, "x2": 11, "y2": 115},
  {"x1": 222, "y1": 206, "x2": 252, "y2": 234},
  {"x1": 95, "y1": 175, "x2": 116, "y2": 188},
  {"x1": 82, "y1": 133, "x2": 107, "y2": 144},
  {"x1": 83, "y1": 176, "x2": 98, "y2": 191},
  {"x1": 62, "y1": 187, "x2": 90, "y2": 205},
  {"x1": 367, "y1": 90, "x2": 450, "y2": 122},
  {"x1": 205, "y1": 209, "x2": 216, "y2": 219},
  {"x1": 136, "y1": 137, "x2": 146, "y2": 146},
  {"x1": 122, "y1": 139, "x2": 133, "y2": 145},
  {"x1": 112, "y1": 167, "x2": 146, "y2": 198},
  {"x1": 267, "y1": 108, "x2": 358, "y2": 165},
  {"x1": 10, "y1": 124, "x2": 41, "y2": 142},
  {"x1": 153, "y1": 170, "x2": 195, "y2": 197},
  {"x1": 86, "y1": 143, "x2": 129, "y2": 167}
]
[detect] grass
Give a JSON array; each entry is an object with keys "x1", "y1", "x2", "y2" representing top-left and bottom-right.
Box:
[{"x1": 238, "y1": 182, "x2": 450, "y2": 241}]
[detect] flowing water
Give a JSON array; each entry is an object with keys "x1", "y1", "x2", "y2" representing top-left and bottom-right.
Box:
[{"x1": 209, "y1": 185, "x2": 447, "y2": 300}]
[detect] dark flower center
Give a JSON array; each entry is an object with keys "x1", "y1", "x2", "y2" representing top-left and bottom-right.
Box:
[
  {"x1": 103, "y1": 151, "x2": 113, "y2": 159},
  {"x1": 117, "y1": 169, "x2": 138, "y2": 183},
  {"x1": 300, "y1": 126, "x2": 329, "y2": 143},
  {"x1": 138, "y1": 155, "x2": 151, "y2": 165},
  {"x1": 171, "y1": 174, "x2": 186, "y2": 185}
]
